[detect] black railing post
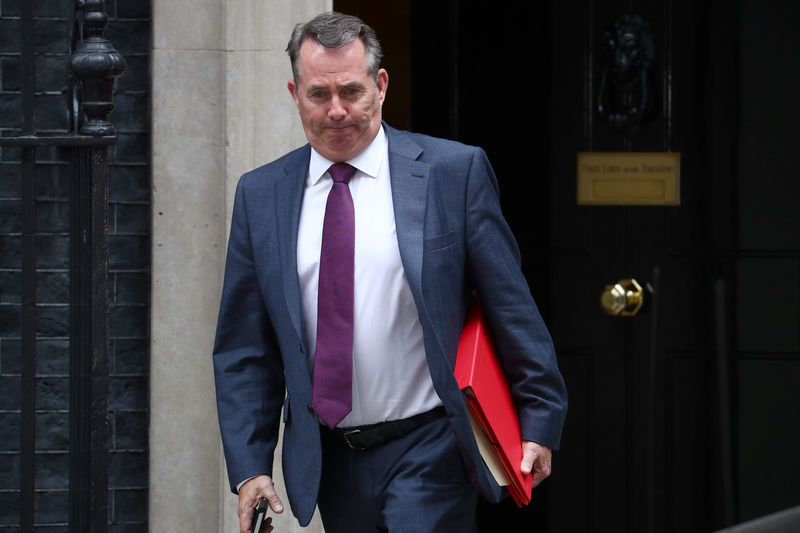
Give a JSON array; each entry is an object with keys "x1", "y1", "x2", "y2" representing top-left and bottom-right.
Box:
[
  {"x1": 69, "y1": 146, "x2": 111, "y2": 533},
  {"x1": 68, "y1": 1, "x2": 125, "y2": 532}
]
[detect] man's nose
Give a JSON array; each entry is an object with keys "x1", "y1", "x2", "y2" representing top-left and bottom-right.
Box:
[{"x1": 328, "y1": 96, "x2": 346, "y2": 120}]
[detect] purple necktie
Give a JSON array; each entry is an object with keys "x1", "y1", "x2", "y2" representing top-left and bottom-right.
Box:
[{"x1": 312, "y1": 162, "x2": 357, "y2": 428}]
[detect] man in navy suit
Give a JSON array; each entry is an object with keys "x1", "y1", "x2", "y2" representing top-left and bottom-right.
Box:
[{"x1": 213, "y1": 11, "x2": 567, "y2": 533}]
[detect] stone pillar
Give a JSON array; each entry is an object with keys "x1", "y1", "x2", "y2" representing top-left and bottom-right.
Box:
[{"x1": 150, "y1": 1, "x2": 329, "y2": 531}]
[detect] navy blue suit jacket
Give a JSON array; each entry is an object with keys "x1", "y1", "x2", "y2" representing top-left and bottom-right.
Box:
[{"x1": 213, "y1": 124, "x2": 567, "y2": 526}]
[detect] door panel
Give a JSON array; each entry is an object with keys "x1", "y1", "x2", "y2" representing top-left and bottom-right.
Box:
[{"x1": 544, "y1": 0, "x2": 726, "y2": 530}]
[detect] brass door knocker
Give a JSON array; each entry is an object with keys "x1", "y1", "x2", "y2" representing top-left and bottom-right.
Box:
[{"x1": 596, "y1": 14, "x2": 656, "y2": 137}]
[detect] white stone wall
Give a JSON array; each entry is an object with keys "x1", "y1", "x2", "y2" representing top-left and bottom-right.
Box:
[{"x1": 150, "y1": 1, "x2": 330, "y2": 531}]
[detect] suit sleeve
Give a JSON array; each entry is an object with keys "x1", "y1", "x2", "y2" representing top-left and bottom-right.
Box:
[
  {"x1": 464, "y1": 148, "x2": 568, "y2": 450},
  {"x1": 213, "y1": 177, "x2": 285, "y2": 492}
]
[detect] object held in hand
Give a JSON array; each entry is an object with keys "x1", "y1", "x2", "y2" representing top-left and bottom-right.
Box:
[{"x1": 251, "y1": 498, "x2": 268, "y2": 533}]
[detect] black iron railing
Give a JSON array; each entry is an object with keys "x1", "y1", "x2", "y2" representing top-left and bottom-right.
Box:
[{"x1": 0, "y1": 1, "x2": 124, "y2": 531}]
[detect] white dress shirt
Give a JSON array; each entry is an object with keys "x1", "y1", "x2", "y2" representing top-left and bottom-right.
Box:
[{"x1": 297, "y1": 126, "x2": 442, "y2": 428}]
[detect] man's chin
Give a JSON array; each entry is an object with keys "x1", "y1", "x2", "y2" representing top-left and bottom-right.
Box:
[
  {"x1": 320, "y1": 135, "x2": 358, "y2": 155},
  {"x1": 324, "y1": 130, "x2": 356, "y2": 145},
  {"x1": 326, "y1": 137, "x2": 355, "y2": 149},
  {"x1": 313, "y1": 141, "x2": 358, "y2": 161}
]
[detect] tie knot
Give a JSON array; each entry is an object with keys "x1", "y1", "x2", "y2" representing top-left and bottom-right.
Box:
[{"x1": 328, "y1": 162, "x2": 356, "y2": 184}]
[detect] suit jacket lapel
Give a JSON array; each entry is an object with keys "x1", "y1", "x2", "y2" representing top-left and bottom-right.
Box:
[
  {"x1": 274, "y1": 145, "x2": 310, "y2": 344},
  {"x1": 385, "y1": 126, "x2": 454, "y2": 397},
  {"x1": 386, "y1": 125, "x2": 429, "y2": 305}
]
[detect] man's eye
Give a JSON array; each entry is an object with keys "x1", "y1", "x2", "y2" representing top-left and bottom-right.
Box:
[{"x1": 312, "y1": 91, "x2": 325, "y2": 98}]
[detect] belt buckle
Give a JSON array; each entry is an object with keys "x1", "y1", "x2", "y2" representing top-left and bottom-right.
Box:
[{"x1": 342, "y1": 428, "x2": 365, "y2": 450}]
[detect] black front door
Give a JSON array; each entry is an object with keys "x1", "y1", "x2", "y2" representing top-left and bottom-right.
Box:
[{"x1": 540, "y1": 2, "x2": 736, "y2": 530}]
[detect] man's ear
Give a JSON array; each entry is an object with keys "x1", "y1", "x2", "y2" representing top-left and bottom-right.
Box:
[
  {"x1": 376, "y1": 69, "x2": 389, "y2": 103},
  {"x1": 287, "y1": 79, "x2": 299, "y2": 104}
]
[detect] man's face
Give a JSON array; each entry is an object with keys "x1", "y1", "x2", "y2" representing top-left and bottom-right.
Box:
[{"x1": 288, "y1": 38, "x2": 388, "y2": 162}]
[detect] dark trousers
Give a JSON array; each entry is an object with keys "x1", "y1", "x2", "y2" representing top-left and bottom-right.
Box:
[{"x1": 317, "y1": 416, "x2": 479, "y2": 533}]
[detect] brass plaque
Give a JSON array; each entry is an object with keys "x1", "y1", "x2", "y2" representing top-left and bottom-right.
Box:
[{"x1": 577, "y1": 152, "x2": 680, "y2": 205}]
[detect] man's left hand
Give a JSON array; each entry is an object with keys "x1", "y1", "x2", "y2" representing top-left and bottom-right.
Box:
[{"x1": 520, "y1": 441, "x2": 552, "y2": 488}]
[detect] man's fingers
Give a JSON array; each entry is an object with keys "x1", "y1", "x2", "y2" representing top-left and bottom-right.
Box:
[
  {"x1": 521, "y1": 441, "x2": 553, "y2": 488},
  {"x1": 520, "y1": 441, "x2": 538, "y2": 475},
  {"x1": 521, "y1": 451, "x2": 535, "y2": 475},
  {"x1": 252, "y1": 512, "x2": 274, "y2": 533},
  {"x1": 530, "y1": 455, "x2": 552, "y2": 488},
  {"x1": 237, "y1": 475, "x2": 283, "y2": 533},
  {"x1": 239, "y1": 508, "x2": 253, "y2": 533},
  {"x1": 265, "y1": 490, "x2": 284, "y2": 514},
  {"x1": 253, "y1": 476, "x2": 283, "y2": 514},
  {"x1": 237, "y1": 493, "x2": 256, "y2": 531}
]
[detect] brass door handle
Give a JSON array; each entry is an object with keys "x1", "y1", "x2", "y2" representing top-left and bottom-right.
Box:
[{"x1": 601, "y1": 278, "x2": 645, "y2": 317}]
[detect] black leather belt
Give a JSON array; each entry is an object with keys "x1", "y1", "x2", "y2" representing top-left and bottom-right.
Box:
[{"x1": 322, "y1": 406, "x2": 446, "y2": 450}]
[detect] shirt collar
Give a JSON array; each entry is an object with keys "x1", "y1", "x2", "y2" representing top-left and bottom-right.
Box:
[{"x1": 308, "y1": 125, "x2": 386, "y2": 186}]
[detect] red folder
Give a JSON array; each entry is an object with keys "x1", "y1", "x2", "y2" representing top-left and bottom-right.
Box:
[{"x1": 454, "y1": 300, "x2": 533, "y2": 507}]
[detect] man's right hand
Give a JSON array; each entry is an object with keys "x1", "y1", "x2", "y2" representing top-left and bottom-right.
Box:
[{"x1": 238, "y1": 475, "x2": 284, "y2": 533}]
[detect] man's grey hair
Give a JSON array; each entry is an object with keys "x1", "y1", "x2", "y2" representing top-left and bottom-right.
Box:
[{"x1": 286, "y1": 12, "x2": 383, "y2": 84}]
